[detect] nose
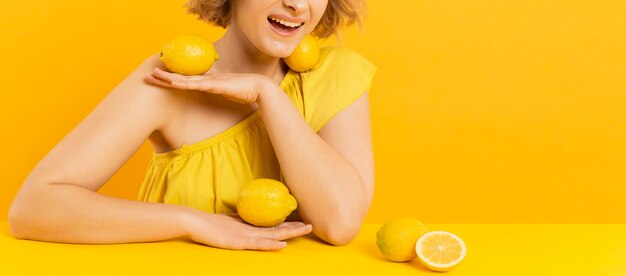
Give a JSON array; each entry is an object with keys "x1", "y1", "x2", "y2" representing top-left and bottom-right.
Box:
[{"x1": 283, "y1": 0, "x2": 306, "y2": 14}]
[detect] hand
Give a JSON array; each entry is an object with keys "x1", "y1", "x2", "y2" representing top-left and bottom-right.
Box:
[
  {"x1": 145, "y1": 67, "x2": 275, "y2": 104},
  {"x1": 181, "y1": 209, "x2": 313, "y2": 251}
]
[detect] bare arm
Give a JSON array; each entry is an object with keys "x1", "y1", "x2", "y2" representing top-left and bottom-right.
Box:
[
  {"x1": 145, "y1": 68, "x2": 375, "y2": 246},
  {"x1": 258, "y1": 86, "x2": 374, "y2": 246},
  {"x1": 8, "y1": 55, "x2": 311, "y2": 249},
  {"x1": 10, "y1": 183, "x2": 192, "y2": 244},
  {"x1": 7, "y1": 54, "x2": 187, "y2": 243}
]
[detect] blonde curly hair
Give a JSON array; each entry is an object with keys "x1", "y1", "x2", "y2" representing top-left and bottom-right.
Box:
[{"x1": 182, "y1": 0, "x2": 367, "y2": 39}]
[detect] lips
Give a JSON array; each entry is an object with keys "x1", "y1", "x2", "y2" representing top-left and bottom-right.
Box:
[
  {"x1": 267, "y1": 16, "x2": 304, "y2": 28},
  {"x1": 267, "y1": 17, "x2": 303, "y2": 37}
]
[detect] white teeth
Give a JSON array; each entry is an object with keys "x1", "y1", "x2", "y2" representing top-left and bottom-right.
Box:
[{"x1": 269, "y1": 16, "x2": 303, "y2": 28}]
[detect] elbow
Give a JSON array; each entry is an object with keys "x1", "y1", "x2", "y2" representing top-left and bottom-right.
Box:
[
  {"x1": 324, "y1": 227, "x2": 360, "y2": 246},
  {"x1": 8, "y1": 200, "x2": 29, "y2": 239},
  {"x1": 311, "y1": 180, "x2": 373, "y2": 246},
  {"x1": 8, "y1": 186, "x2": 43, "y2": 240},
  {"x1": 319, "y1": 199, "x2": 372, "y2": 246},
  {"x1": 316, "y1": 214, "x2": 364, "y2": 246}
]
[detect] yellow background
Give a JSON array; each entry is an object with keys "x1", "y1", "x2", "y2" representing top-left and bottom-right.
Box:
[{"x1": 0, "y1": 0, "x2": 624, "y2": 223}]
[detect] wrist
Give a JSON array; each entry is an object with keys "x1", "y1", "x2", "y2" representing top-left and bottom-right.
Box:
[
  {"x1": 256, "y1": 78, "x2": 281, "y2": 105},
  {"x1": 176, "y1": 206, "x2": 201, "y2": 237}
]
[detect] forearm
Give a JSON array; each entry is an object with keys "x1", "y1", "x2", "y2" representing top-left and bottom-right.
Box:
[
  {"x1": 9, "y1": 183, "x2": 190, "y2": 244},
  {"x1": 258, "y1": 86, "x2": 367, "y2": 244}
]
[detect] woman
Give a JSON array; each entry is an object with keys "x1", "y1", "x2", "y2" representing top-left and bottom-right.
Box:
[{"x1": 9, "y1": 0, "x2": 376, "y2": 251}]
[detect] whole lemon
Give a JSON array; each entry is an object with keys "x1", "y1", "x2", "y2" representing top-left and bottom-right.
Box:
[
  {"x1": 160, "y1": 34, "x2": 219, "y2": 75},
  {"x1": 237, "y1": 178, "x2": 298, "y2": 227},
  {"x1": 284, "y1": 35, "x2": 320, "y2": 72},
  {"x1": 376, "y1": 217, "x2": 429, "y2": 262}
]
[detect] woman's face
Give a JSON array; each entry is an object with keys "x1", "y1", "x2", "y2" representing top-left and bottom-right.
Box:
[{"x1": 231, "y1": 0, "x2": 328, "y2": 58}]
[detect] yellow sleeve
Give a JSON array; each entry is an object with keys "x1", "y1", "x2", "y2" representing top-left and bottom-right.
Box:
[{"x1": 300, "y1": 46, "x2": 377, "y2": 132}]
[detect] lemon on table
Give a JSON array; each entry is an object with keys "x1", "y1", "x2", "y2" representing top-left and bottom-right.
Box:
[
  {"x1": 160, "y1": 34, "x2": 219, "y2": 75},
  {"x1": 376, "y1": 217, "x2": 429, "y2": 262},
  {"x1": 237, "y1": 178, "x2": 298, "y2": 227},
  {"x1": 284, "y1": 35, "x2": 320, "y2": 72},
  {"x1": 416, "y1": 230, "x2": 467, "y2": 272}
]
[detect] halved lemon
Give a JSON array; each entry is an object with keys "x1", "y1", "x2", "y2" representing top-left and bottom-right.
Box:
[{"x1": 415, "y1": 230, "x2": 467, "y2": 272}]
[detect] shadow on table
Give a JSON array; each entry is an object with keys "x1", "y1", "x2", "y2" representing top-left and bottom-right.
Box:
[
  {"x1": 358, "y1": 239, "x2": 432, "y2": 272},
  {"x1": 300, "y1": 233, "x2": 432, "y2": 272}
]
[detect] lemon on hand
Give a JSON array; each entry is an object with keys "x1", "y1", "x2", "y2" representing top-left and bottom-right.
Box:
[
  {"x1": 284, "y1": 35, "x2": 320, "y2": 72},
  {"x1": 376, "y1": 217, "x2": 428, "y2": 262},
  {"x1": 416, "y1": 230, "x2": 467, "y2": 272},
  {"x1": 236, "y1": 178, "x2": 298, "y2": 227},
  {"x1": 160, "y1": 34, "x2": 219, "y2": 76}
]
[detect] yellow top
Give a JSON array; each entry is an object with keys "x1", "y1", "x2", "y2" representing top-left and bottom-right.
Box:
[{"x1": 137, "y1": 46, "x2": 377, "y2": 214}]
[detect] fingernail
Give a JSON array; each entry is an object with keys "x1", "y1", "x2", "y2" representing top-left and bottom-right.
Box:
[{"x1": 306, "y1": 224, "x2": 312, "y2": 230}]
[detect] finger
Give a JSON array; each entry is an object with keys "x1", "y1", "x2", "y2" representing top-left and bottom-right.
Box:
[
  {"x1": 150, "y1": 68, "x2": 177, "y2": 83},
  {"x1": 247, "y1": 238, "x2": 287, "y2": 251},
  {"x1": 276, "y1": 221, "x2": 306, "y2": 228},
  {"x1": 171, "y1": 79, "x2": 215, "y2": 92},
  {"x1": 152, "y1": 67, "x2": 191, "y2": 83},
  {"x1": 224, "y1": 212, "x2": 241, "y2": 218},
  {"x1": 262, "y1": 224, "x2": 313, "y2": 241},
  {"x1": 144, "y1": 73, "x2": 174, "y2": 88},
  {"x1": 152, "y1": 67, "x2": 205, "y2": 82}
]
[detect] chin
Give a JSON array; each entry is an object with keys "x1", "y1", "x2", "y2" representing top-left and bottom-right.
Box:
[
  {"x1": 272, "y1": 47, "x2": 296, "y2": 58},
  {"x1": 258, "y1": 38, "x2": 299, "y2": 58}
]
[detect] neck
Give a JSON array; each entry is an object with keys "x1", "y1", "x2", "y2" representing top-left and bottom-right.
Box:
[{"x1": 212, "y1": 23, "x2": 288, "y2": 84}]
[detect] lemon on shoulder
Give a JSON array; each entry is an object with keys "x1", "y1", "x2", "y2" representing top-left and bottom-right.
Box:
[
  {"x1": 376, "y1": 217, "x2": 428, "y2": 262},
  {"x1": 160, "y1": 34, "x2": 219, "y2": 76},
  {"x1": 284, "y1": 35, "x2": 320, "y2": 72},
  {"x1": 416, "y1": 230, "x2": 467, "y2": 272},
  {"x1": 237, "y1": 178, "x2": 298, "y2": 227}
]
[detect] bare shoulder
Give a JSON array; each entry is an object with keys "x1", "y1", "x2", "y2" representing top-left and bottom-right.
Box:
[
  {"x1": 105, "y1": 53, "x2": 183, "y2": 132},
  {"x1": 19, "y1": 53, "x2": 180, "y2": 192},
  {"x1": 131, "y1": 52, "x2": 180, "y2": 112}
]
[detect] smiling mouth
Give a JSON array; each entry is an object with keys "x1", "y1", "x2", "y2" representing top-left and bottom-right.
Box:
[{"x1": 267, "y1": 16, "x2": 304, "y2": 32}]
